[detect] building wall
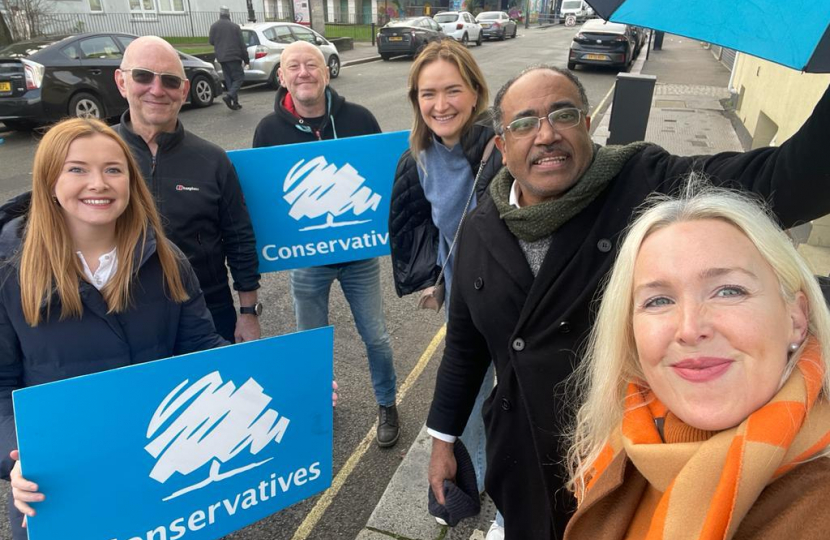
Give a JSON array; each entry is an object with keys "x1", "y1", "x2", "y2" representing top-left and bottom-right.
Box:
[{"x1": 731, "y1": 54, "x2": 830, "y2": 248}]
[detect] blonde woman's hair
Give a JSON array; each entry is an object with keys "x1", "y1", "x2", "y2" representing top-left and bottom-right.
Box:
[
  {"x1": 565, "y1": 181, "x2": 830, "y2": 498},
  {"x1": 20, "y1": 117, "x2": 189, "y2": 326},
  {"x1": 407, "y1": 39, "x2": 489, "y2": 159}
]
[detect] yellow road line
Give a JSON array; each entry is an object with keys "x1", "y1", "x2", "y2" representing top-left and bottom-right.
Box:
[
  {"x1": 290, "y1": 324, "x2": 447, "y2": 540},
  {"x1": 589, "y1": 83, "x2": 616, "y2": 135}
]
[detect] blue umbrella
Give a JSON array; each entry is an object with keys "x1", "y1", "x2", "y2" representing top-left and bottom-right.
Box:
[{"x1": 587, "y1": 0, "x2": 830, "y2": 72}]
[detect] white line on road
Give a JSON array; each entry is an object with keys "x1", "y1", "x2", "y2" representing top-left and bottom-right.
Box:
[{"x1": 290, "y1": 324, "x2": 448, "y2": 540}]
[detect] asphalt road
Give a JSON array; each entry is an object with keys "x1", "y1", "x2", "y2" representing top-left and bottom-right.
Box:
[{"x1": 0, "y1": 25, "x2": 620, "y2": 540}]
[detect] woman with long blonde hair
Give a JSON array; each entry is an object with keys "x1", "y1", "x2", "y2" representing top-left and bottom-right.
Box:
[
  {"x1": 0, "y1": 118, "x2": 225, "y2": 539},
  {"x1": 564, "y1": 186, "x2": 830, "y2": 539}
]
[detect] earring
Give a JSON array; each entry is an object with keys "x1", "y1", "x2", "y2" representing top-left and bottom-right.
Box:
[
  {"x1": 789, "y1": 343, "x2": 800, "y2": 353},
  {"x1": 52, "y1": 196, "x2": 58, "y2": 204}
]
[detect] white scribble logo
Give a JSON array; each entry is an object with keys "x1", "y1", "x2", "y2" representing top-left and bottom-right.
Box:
[
  {"x1": 284, "y1": 156, "x2": 381, "y2": 231},
  {"x1": 145, "y1": 372, "x2": 290, "y2": 501}
]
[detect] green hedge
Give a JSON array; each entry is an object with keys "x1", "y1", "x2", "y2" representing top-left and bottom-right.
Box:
[{"x1": 325, "y1": 23, "x2": 375, "y2": 42}]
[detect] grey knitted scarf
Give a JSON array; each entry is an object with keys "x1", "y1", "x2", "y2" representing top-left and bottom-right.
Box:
[{"x1": 490, "y1": 142, "x2": 652, "y2": 242}]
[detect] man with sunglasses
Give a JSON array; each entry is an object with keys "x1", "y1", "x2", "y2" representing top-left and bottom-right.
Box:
[
  {"x1": 115, "y1": 36, "x2": 262, "y2": 345},
  {"x1": 426, "y1": 64, "x2": 830, "y2": 539}
]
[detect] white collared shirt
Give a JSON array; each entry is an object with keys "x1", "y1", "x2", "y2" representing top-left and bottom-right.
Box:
[
  {"x1": 509, "y1": 180, "x2": 523, "y2": 209},
  {"x1": 76, "y1": 247, "x2": 118, "y2": 290}
]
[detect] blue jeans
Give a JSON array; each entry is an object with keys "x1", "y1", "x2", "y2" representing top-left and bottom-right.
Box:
[{"x1": 290, "y1": 259, "x2": 397, "y2": 407}]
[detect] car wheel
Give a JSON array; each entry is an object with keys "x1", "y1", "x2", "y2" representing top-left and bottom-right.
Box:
[
  {"x1": 567, "y1": 61, "x2": 576, "y2": 70},
  {"x1": 268, "y1": 65, "x2": 281, "y2": 89},
  {"x1": 380, "y1": 53, "x2": 391, "y2": 61},
  {"x1": 328, "y1": 55, "x2": 340, "y2": 79},
  {"x1": 476, "y1": 31, "x2": 483, "y2": 46},
  {"x1": 189, "y1": 75, "x2": 214, "y2": 107},
  {"x1": 461, "y1": 33, "x2": 469, "y2": 47},
  {"x1": 69, "y1": 92, "x2": 104, "y2": 119}
]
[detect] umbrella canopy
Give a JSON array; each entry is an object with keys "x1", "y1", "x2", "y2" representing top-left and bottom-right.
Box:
[{"x1": 587, "y1": 0, "x2": 830, "y2": 72}]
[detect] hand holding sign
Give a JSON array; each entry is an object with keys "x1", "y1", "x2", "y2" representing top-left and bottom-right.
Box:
[{"x1": 9, "y1": 450, "x2": 43, "y2": 524}]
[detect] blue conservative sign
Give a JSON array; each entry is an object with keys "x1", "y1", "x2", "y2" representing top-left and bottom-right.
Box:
[
  {"x1": 229, "y1": 131, "x2": 410, "y2": 273},
  {"x1": 13, "y1": 328, "x2": 333, "y2": 540}
]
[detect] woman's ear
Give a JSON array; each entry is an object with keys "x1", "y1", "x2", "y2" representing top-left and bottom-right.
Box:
[{"x1": 788, "y1": 291, "x2": 810, "y2": 345}]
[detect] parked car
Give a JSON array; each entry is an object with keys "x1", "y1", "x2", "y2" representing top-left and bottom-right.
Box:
[
  {"x1": 0, "y1": 32, "x2": 221, "y2": 130},
  {"x1": 630, "y1": 26, "x2": 648, "y2": 56},
  {"x1": 377, "y1": 17, "x2": 444, "y2": 60},
  {"x1": 433, "y1": 11, "x2": 483, "y2": 46},
  {"x1": 568, "y1": 19, "x2": 635, "y2": 70},
  {"x1": 215, "y1": 22, "x2": 340, "y2": 89},
  {"x1": 475, "y1": 11, "x2": 517, "y2": 41}
]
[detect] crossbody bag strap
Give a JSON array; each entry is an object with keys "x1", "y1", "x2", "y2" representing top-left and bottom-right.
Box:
[{"x1": 434, "y1": 136, "x2": 498, "y2": 287}]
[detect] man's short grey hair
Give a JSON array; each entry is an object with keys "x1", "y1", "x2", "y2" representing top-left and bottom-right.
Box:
[{"x1": 491, "y1": 65, "x2": 590, "y2": 134}]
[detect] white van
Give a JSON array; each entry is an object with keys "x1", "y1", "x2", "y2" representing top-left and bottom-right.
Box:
[{"x1": 560, "y1": 0, "x2": 593, "y2": 21}]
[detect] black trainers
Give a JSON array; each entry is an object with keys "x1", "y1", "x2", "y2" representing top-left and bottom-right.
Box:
[
  {"x1": 222, "y1": 94, "x2": 234, "y2": 109},
  {"x1": 377, "y1": 404, "x2": 400, "y2": 448}
]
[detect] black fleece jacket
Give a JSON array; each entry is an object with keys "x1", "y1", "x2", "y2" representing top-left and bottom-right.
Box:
[
  {"x1": 252, "y1": 86, "x2": 381, "y2": 147},
  {"x1": 117, "y1": 113, "x2": 260, "y2": 309}
]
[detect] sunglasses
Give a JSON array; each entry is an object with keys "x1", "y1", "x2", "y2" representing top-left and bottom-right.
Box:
[{"x1": 123, "y1": 68, "x2": 185, "y2": 90}]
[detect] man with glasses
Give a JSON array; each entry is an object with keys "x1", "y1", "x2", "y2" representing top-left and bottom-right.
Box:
[
  {"x1": 115, "y1": 36, "x2": 262, "y2": 344},
  {"x1": 426, "y1": 64, "x2": 830, "y2": 538}
]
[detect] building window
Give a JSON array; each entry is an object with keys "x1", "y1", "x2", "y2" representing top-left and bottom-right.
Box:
[
  {"x1": 88, "y1": 0, "x2": 104, "y2": 12},
  {"x1": 130, "y1": 0, "x2": 157, "y2": 18},
  {"x1": 158, "y1": 0, "x2": 184, "y2": 12}
]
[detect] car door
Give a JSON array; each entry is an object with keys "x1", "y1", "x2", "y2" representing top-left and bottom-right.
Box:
[{"x1": 76, "y1": 35, "x2": 126, "y2": 115}]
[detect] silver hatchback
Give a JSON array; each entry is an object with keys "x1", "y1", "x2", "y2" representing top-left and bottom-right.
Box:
[{"x1": 215, "y1": 22, "x2": 340, "y2": 89}]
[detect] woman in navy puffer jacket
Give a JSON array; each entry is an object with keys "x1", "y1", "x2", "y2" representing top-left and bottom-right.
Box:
[{"x1": 0, "y1": 118, "x2": 226, "y2": 539}]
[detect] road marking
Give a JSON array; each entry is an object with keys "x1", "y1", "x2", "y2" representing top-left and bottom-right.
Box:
[
  {"x1": 290, "y1": 324, "x2": 448, "y2": 540},
  {"x1": 588, "y1": 83, "x2": 616, "y2": 135}
]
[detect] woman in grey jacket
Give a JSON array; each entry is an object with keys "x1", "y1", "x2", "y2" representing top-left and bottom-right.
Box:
[{"x1": 3, "y1": 118, "x2": 226, "y2": 539}]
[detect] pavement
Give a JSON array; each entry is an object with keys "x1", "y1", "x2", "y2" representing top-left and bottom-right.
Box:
[{"x1": 352, "y1": 31, "x2": 830, "y2": 540}]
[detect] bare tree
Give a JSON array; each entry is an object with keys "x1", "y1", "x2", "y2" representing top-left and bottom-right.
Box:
[
  {"x1": 1, "y1": 0, "x2": 57, "y2": 41},
  {"x1": 0, "y1": 10, "x2": 12, "y2": 46}
]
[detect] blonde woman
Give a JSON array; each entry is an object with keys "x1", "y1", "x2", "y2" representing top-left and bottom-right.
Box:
[
  {"x1": 565, "y1": 186, "x2": 830, "y2": 539},
  {"x1": 0, "y1": 118, "x2": 225, "y2": 539}
]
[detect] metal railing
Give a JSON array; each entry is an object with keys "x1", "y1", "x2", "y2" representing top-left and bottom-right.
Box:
[{"x1": 21, "y1": 9, "x2": 292, "y2": 39}]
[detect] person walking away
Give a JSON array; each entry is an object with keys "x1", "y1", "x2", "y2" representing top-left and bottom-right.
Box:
[{"x1": 210, "y1": 5, "x2": 249, "y2": 111}]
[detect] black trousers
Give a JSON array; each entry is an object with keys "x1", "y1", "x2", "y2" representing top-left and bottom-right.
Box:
[
  {"x1": 220, "y1": 60, "x2": 244, "y2": 102},
  {"x1": 208, "y1": 302, "x2": 237, "y2": 343}
]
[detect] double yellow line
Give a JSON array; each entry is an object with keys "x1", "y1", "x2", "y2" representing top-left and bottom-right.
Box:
[{"x1": 290, "y1": 324, "x2": 447, "y2": 540}]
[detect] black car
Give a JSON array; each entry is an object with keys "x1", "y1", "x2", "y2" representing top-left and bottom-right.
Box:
[
  {"x1": 377, "y1": 17, "x2": 444, "y2": 60},
  {"x1": 0, "y1": 33, "x2": 222, "y2": 130},
  {"x1": 568, "y1": 19, "x2": 635, "y2": 70}
]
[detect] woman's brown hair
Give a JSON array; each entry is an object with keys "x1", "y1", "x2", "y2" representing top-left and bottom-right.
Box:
[
  {"x1": 19, "y1": 117, "x2": 189, "y2": 326},
  {"x1": 407, "y1": 39, "x2": 490, "y2": 159}
]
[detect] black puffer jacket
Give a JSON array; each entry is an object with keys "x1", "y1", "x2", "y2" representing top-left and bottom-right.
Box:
[{"x1": 389, "y1": 122, "x2": 502, "y2": 297}]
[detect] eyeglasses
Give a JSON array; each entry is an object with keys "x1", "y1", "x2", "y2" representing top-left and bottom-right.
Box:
[
  {"x1": 503, "y1": 107, "x2": 584, "y2": 139},
  {"x1": 123, "y1": 68, "x2": 185, "y2": 90}
]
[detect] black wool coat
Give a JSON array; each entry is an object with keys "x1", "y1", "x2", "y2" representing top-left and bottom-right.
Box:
[{"x1": 427, "y1": 85, "x2": 830, "y2": 539}]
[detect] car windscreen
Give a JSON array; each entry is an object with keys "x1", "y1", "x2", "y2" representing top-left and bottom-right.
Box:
[
  {"x1": 434, "y1": 13, "x2": 459, "y2": 23},
  {"x1": 476, "y1": 12, "x2": 500, "y2": 20},
  {"x1": 387, "y1": 18, "x2": 421, "y2": 27},
  {"x1": 0, "y1": 40, "x2": 57, "y2": 58}
]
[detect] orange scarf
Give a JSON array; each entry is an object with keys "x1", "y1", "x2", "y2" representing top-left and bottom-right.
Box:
[{"x1": 586, "y1": 338, "x2": 830, "y2": 540}]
